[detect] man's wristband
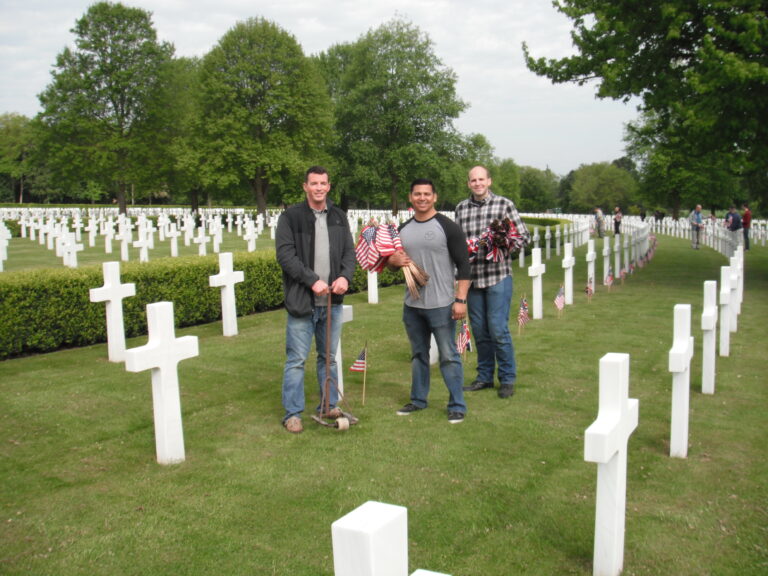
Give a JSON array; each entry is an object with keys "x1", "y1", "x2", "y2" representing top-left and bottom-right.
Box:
[{"x1": 454, "y1": 298, "x2": 467, "y2": 304}]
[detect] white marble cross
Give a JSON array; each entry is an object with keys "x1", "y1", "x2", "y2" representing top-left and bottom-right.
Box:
[
  {"x1": 545, "y1": 226, "x2": 552, "y2": 260},
  {"x1": 586, "y1": 239, "x2": 596, "y2": 294},
  {"x1": 243, "y1": 220, "x2": 258, "y2": 252},
  {"x1": 332, "y1": 501, "x2": 451, "y2": 576},
  {"x1": 527, "y1": 247, "x2": 546, "y2": 319},
  {"x1": 584, "y1": 353, "x2": 638, "y2": 576},
  {"x1": 125, "y1": 301, "x2": 199, "y2": 465},
  {"x1": 602, "y1": 237, "x2": 611, "y2": 285},
  {"x1": 193, "y1": 226, "x2": 210, "y2": 256},
  {"x1": 728, "y1": 256, "x2": 740, "y2": 332},
  {"x1": 209, "y1": 252, "x2": 244, "y2": 337},
  {"x1": 701, "y1": 281, "x2": 718, "y2": 395},
  {"x1": 561, "y1": 242, "x2": 575, "y2": 305},
  {"x1": 668, "y1": 304, "x2": 694, "y2": 459},
  {"x1": 89, "y1": 261, "x2": 136, "y2": 363},
  {"x1": 166, "y1": 223, "x2": 181, "y2": 257},
  {"x1": 718, "y1": 266, "x2": 731, "y2": 357},
  {"x1": 613, "y1": 235, "x2": 621, "y2": 282}
]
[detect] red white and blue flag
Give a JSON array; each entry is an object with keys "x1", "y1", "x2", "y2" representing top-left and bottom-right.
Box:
[{"x1": 350, "y1": 346, "x2": 367, "y2": 372}]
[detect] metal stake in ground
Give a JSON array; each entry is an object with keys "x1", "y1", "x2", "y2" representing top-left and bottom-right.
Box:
[{"x1": 311, "y1": 291, "x2": 358, "y2": 430}]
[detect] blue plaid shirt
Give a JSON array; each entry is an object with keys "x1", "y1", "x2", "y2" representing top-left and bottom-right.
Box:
[{"x1": 455, "y1": 191, "x2": 530, "y2": 289}]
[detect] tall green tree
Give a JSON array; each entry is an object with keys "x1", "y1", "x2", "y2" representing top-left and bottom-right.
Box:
[
  {"x1": 568, "y1": 162, "x2": 638, "y2": 214},
  {"x1": 518, "y1": 166, "x2": 559, "y2": 212},
  {"x1": 317, "y1": 19, "x2": 466, "y2": 214},
  {"x1": 523, "y1": 1, "x2": 768, "y2": 194},
  {"x1": 37, "y1": 1, "x2": 173, "y2": 212},
  {"x1": 625, "y1": 111, "x2": 737, "y2": 216},
  {"x1": 198, "y1": 18, "x2": 334, "y2": 214},
  {"x1": 0, "y1": 114, "x2": 33, "y2": 203}
]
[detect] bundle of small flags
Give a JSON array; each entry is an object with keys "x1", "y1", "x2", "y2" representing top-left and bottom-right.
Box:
[
  {"x1": 605, "y1": 266, "x2": 614, "y2": 288},
  {"x1": 467, "y1": 217, "x2": 525, "y2": 263},
  {"x1": 456, "y1": 321, "x2": 472, "y2": 354},
  {"x1": 355, "y1": 220, "x2": 429, "y2": 299}
]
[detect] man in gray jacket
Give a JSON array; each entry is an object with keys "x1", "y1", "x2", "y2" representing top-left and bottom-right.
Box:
[{"x1": 275, "y1": 166, "x2": 356, "y2": 433}]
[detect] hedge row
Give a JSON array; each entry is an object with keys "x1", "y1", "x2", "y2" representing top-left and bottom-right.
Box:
[{"x1": 0, "y1": 254, "x2": 403, "y2": 360}]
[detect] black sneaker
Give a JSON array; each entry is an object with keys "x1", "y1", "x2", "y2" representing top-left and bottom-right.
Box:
[
  {"x1": 448, "y1": 411, "x2": 465, "y2": 424},
  {"x1": 463, "y1": 380, "x2": 494, "y2": 392},
  {"x1": 397, "y1": 403, "x2": 423, "y2": 415},
  {"x1": 498, "y1": 384, "x2": 515, "y2": 398}
]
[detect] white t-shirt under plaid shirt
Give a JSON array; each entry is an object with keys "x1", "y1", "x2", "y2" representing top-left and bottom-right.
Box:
[{"x1": 455, "y1": 191, "x2": 531, "y2": 289}]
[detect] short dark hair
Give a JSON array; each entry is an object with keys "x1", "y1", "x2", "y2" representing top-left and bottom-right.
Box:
[
  {"x1": 305, "y1": 166, "x2": 329, "y2": 182},
  {"x1": 410, "y1": 178, "x2": 435, "y2": 193}
]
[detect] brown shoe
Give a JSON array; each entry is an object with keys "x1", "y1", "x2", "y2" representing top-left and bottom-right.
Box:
[
  {"x1": 284, "y1": 416, "x2": 303, "y2": 434},
  {"x1": 321, "y1": 407, "x2": 343, "y2": 419}
]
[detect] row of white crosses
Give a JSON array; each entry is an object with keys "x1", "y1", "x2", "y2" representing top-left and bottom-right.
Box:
[
  {"x1": 114, "y1": 246, "x2": 735, "y2": 576},
  {"x1": 524, "y1": 222, "x2": 653, "y2": 319},
  {"x1": 8, "y1": 208, "x2": 268, "y2": 270}
]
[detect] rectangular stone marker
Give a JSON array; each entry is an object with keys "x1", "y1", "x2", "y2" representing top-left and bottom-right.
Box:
[
  {"x1": 89, "y1": 261, "x2": 136, "y2": 363},
  {"x1": 701, "y1": 280, "x2": 718, "y2": 395},
  {"x1": 586, "y1": 239, "x2": 596, "y2": 294},
  {"x1": 527, "y1": 247, "x2": 546, "y2": 319},
  {"x1": 584, "y1": 353, "x2": 638, "y2": 576},
  {"x1": 332, "y1": 501, "x2": 408, "y2": 576},
  {"x1": 125, "y1": 301, "x2": 199, "y2": 465},
  {"x1": 209, "y1": 252, "x2": 244, "y2": 337},
  {"x1": 368, "y1": 270, "x2": 379, "y2": 304},
  {"x1": 668, "y1": 304, "x2": 694, "y2": 459}
]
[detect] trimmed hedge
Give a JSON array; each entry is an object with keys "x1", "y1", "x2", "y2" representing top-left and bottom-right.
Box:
[{"x1": 0, "y1": 253, "x2": 403, "y2": 360}]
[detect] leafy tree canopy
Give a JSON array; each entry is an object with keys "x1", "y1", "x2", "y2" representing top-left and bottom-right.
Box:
[{"x1": 523, "y1": 1, "x2": 768, "y2": 173}]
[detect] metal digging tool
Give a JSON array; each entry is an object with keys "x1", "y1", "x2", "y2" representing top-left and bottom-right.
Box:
[{"x1": 311, "y1": 291, "x2": 358, "y2": 430}]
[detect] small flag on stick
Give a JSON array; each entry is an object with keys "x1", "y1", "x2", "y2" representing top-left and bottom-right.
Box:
[
  {"x1": 517, "y1": 296, "x2": 530, "y2": 335},
  {"x1": 457, "y1": 321, "x2": 472, "y2": 354},
  {"x1": 350, "y1": 347, "x2": 367, "y2": 372},
  {"x1": 585, "y1": 277, "x2": 594, "y2": 303},
  {"x1": 554, "y1": 285, "x2": 565, "y2": 318}
]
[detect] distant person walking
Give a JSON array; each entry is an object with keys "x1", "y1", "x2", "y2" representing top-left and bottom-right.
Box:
[
  {"x1": 742, "y1": 203, "x2": 752, "y2": 250},
  {"x1": 594, "y1": 207, "x2": 605, "y2": 238},
  {"x1": 613, "y1": 206, "x2": 622, "y2": 235},
  {"x1": 688, "y1": 204, "x2": 704, "y2": 249}
]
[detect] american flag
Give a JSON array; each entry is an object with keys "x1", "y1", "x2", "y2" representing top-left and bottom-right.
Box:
[
  {"x1": 457, "y1": 321, "x2": 472, "y2": 354},
  {"x1": 585, "y1": 278, "x2": 594, "y2": 296},
  {"x1": 554, "y1": 286, "x2": 565, "y2": 311},
  {"x1": 350, "y1": 346, "x2": 367, "y2": 372},
  {"x1": 517, "y1": 297, "x2": 530, "y2": 326},
  {"x1": 355, "y1": 225, "x2": 377, "y2": 269},
  {"x1": 605, "y1": 266, "x2": 614, "y2": 287}
]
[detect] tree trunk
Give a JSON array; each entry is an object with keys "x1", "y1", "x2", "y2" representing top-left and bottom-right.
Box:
[
  {"x1": 117, "y1": 182, "x2": 127, "y2": 215},
  {"x1": 252, "y1": 172, "x2": 268, "y2": 215},
  {"x1": 18, "y1": 175, "x2": 24, "y2": 204},
  {"x1": 390, "y1": 174, "x2": 399, "y2": 216}
]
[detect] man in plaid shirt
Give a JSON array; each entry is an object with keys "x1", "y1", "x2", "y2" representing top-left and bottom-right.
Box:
[{"x1": 455, "y1": 166, "x2": 530, "y2": 398}]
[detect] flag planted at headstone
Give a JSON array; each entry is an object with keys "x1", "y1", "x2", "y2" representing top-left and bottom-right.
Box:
[
  {"x1": 350, "y1": 346, "x2": 367, "y2": 372},
  {"x1": 554, "y1": 285, "x2": 565, "y2": 312}
]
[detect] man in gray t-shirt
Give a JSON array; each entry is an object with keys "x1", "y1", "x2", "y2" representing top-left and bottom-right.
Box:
[{"x1": 387, "y1": 178, "x2": 471, "y2": 423}]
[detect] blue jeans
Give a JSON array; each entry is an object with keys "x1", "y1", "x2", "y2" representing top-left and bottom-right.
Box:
[
  {"x1": 402, "y1": 304, "x2": 466, "y2": 413},
  {"x1": 282, "y1": 305, "x2": 342, "y2": 421},
  {"x1": 468, "y1": 275, "x2": 517, "y2": 385}
]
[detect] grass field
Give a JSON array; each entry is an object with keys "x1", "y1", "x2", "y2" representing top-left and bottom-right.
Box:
[{"x1": 1, "y1": 231, "x2": 766, "y2": 575}]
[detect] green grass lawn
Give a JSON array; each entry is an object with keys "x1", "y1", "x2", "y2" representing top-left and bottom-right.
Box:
[{"x1": 1, "y1": 233, "x2": 766, "y2": 575}]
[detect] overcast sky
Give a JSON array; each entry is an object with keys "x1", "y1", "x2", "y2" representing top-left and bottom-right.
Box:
[{"x1": 0, "y1": 0, "x2": 639, "y2": 175}]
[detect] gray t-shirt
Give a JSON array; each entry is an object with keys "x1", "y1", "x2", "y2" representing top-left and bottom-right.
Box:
[
  {"x1": 399, "y1": 214, "x2": 469, "y2": 309},
  {"x1": 313, "y1": 210, "x2": 330, "y2": 306}
]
